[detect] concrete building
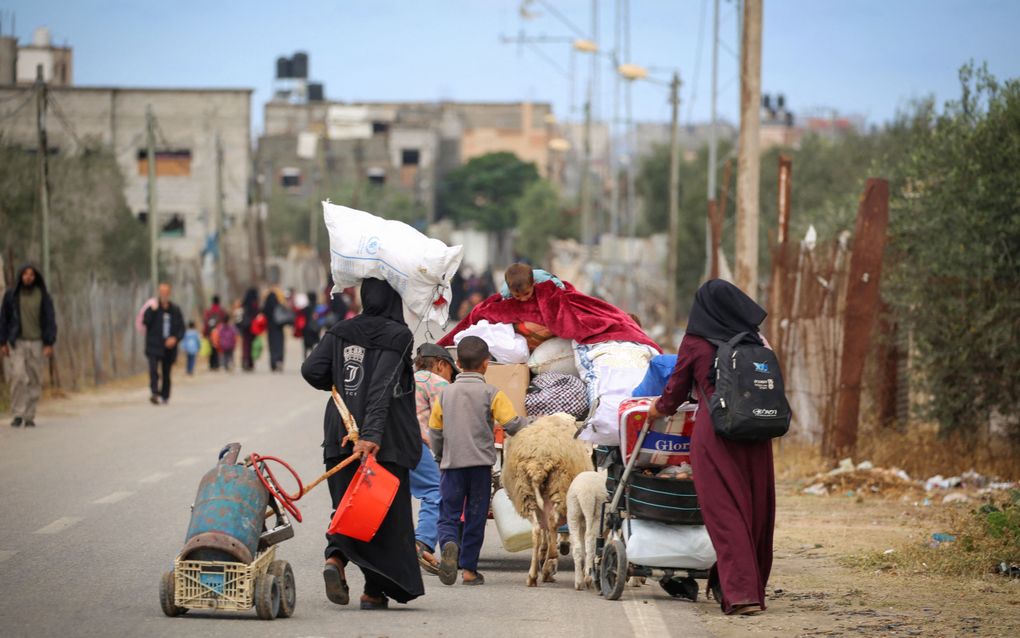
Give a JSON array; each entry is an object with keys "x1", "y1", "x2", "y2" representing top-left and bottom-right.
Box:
[
  {"x1": 259, "y1": 94, "x2": 554, "y2": 223},
  {"x1": 13, "y1": 27, "x2": 72, "y2": 86},
  {"x1": 0, "y1": 85, "x2": 253, "y2": 267}
]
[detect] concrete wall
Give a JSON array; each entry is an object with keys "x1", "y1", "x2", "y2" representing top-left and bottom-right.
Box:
[{"x1": 0, "y1": 86, "x2": 252, "y2": 263}]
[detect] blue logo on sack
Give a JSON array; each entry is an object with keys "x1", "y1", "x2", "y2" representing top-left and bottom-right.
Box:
[
  {"x1": 753, "y1": 362, "x2": 769, "y2": 373},
  {"x1": 365, "y1": 236, "x2": 380, "y2": 255}
]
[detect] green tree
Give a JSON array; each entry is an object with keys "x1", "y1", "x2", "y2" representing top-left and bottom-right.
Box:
[
  {"x1": 885, "y1": 64, "x2": 1020, "y2": 436},
  {"x1": 440, "y1": 152, "x2": 540, "y2": 232},
  {"x1": 513, "y1": 179, "x2": 578, "y2": 263}
]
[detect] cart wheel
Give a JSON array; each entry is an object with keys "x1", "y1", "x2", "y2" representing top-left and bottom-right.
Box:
[
  {"x1": 159, "y1": 570, "x2": 187, "y2": 617},
  {"x1": 600, "y1": 540, "x2": 627, "y2": 601},
  {"x1": 268, "y1": 560, "x2": 296, "y2": 618},
  {"x1": 254, "y1": 573, "x2": 280, "y2": 620}
]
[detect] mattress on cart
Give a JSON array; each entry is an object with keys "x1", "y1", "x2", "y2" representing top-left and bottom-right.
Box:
[{"x1": 625, "y1": 519, "x2": 716, "y2": 570}]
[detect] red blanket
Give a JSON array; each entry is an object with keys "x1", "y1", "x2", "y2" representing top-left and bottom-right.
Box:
[{"x1": 438, "y1": 281, "x2": 661, "y2": 352}]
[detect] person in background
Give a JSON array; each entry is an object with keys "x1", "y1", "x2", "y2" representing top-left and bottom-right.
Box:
[
  {"x1": 143, "y1": 283, "x2": 185, "y2": 405},
  {"x1": 239, "y1": 288, "x2": 260, "y2": 371},
  {"x1": 302, "y1": 290, "x2": 322, "y2": 358},
  {"x1": 648, "y1": 279, "x2": 775, "y2": 616},
  {"x1": 500, "y1": 263, "x2": 565, "y2": 302},
  {"x1": 203, "y1": 295, "x2": 228, "y2": 371},
  {"x1": 0, "y1": 264, "x2": 57, "y2": 427},
  {"x1": 263, "y1": 286, "x2": 292, "y2": 372},
  {"x1": 411, "y1": 343, "x2": 458, "y2": 574},
  {"x1": 301, "y1": 278, "x2": 424, "y2": 610},
  {"x1": 182, "y1": 321, "x2": 201, "y2": 376},
  {"x1": 429, "y1": 336, "x2": 525, "y2": 586},
  {"x1": 216, "y1": 318, "x2": 239, "y2": 371}
]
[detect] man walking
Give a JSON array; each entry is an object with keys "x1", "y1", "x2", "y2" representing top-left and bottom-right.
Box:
[
  {"x1": 0, "y1": 265, "x2": 57, "y2": 427},
  {"x1": 144, "y1": 283, "x2": 185, "y2": 405}
]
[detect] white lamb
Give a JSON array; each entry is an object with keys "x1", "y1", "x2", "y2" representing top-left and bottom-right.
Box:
[{"x1": 566, "y1": 470, "x2": 607, "y2": 590}]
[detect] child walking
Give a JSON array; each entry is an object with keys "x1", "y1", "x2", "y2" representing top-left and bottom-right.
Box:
[
  {"x1": 182, "y1": 321, "x2": 201, "y2": 376},
  {"x1": 429, "y1": 336, "x2": 525, "y2": 586}
]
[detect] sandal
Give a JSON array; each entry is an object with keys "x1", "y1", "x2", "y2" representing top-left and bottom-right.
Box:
[
  {"x1": 323, "y1": 561, "x2": 350, "y2": 605},
  {"x1": 731, "y1": 603, "x2": 763, "y2": 616},
  {"x1": 360, "y1": 594, "x2": 389, "y2": 610},
  {"x1": 416, "y1": 541, "x2": 440, "y2": 575},
  {"x1": 438, "y1": 541, "x2": 459, "y2": 586},
  {"x1": 462, "y1": 571, "x2": 485, "y2": 586}
]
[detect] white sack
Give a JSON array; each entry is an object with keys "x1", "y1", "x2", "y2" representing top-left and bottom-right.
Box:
[
  {"x1": 323, "y1": 202, "x2": 463, "y2": 324},
  {"x1": 454, "y1": 320, "x2": 529, "y2": 364},
  {"x1": 575, "y1": 341, "x2": 656, "y2": 445},
  {"x1": 625, "y1": 520, "x2": 717, "y2": 570},
  {"x1": 528, "y1": 337, "x2": 579, "y2": 377}
]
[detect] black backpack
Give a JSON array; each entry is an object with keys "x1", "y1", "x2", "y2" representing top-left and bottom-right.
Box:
[{"x1": 708, "y1": 332, "x2": 791, "y2": 441}]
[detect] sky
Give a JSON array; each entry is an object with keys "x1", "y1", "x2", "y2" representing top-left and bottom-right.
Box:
[{"x1": 3, "y1": 0, "x2": 1019, "y2": 135}]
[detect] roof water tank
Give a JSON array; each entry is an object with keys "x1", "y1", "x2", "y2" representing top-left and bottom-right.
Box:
[
  {"x1": 33, "y1": 26, "x2": 52, "y2": 47},
  {"x1": 291, "y1": 52, "x2": 308, "y2": 79},
  {"x1": 308, "y1": 83, "x2": 324, "y2": 102},
  {"x1": 276, "y1": 56, "x2": 292, "y2": 79}
]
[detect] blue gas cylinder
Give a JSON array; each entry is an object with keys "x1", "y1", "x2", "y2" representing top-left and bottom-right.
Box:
[{"x1": 181, "y1": 443, "x2": 269, "y2": 563}]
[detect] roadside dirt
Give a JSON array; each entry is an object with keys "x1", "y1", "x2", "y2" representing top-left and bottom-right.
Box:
[{"x1": 689, "y1": 487, "x2": 1020, "y2": 637}]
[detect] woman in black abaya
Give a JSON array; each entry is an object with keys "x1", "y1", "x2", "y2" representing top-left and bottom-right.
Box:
[{"x1": 301, "y1": 278, "x2": 424, "y2": 610}]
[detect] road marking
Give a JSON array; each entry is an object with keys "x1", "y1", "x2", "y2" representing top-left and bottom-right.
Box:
[
  {"x1": 93, "y1": 491, "x2": 134, "y2": 504},
  {"x1": 174, "y1": 456, "x2": 200, "y2": 467},
  {"x1": 0, "y1": 550, "x2": 16, "y2": 563},
  {"x1": 34, "y1": 517, "x2": 82, "y2": 535},
  {"x1": 623, "y1": 597, "x2": 671, "y2": 638},
  {"x1": 139, "y1": 471, "x2": 171, "y2": 484}
]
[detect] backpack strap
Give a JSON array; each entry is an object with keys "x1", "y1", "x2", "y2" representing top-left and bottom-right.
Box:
[{"x1": 727, "y1": 331, "x2": 750, "y2": 347}]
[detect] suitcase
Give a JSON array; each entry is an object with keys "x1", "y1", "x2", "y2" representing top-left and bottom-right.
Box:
[{"x1": 618, "y1": 398, "x2": 697, "y2": 468}]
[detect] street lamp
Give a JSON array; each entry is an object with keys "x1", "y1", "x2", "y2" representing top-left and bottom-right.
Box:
[
  {"x1": 617, "y1": 64, "x2": 683, "y2": 328},
  {"x1": 572, "y1": 38, "x2": 599, "y2": 53}
]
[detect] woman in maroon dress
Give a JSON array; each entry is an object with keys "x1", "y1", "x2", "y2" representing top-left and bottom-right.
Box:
[{"x1": 648, "y1": 279, "x2": 775, "y2": 615}]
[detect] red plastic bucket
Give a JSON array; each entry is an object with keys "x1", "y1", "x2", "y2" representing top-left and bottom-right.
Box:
[{"x1": 327, "y1": 455, "x2": 399, "y2": 542}]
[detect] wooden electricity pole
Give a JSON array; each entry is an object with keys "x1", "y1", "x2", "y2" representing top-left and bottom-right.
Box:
[
  {"x1": 579, "y1": 94, "x2": 593, "y2": 246},
  {"x1": 35, "y1": 66, "x2": 51, "y2": 279},
  {"x1": 665, "y1": 71, "x2": 682, "y2": 327},
  {"x1": 145, "y1": 105, "x2": 158, "y2": 293},
  {"x1": 215, "y1": 134, "x2": 226, "y2": 298},
  {"x1": 735, "y1": 0, "x2": 762, "y2": 297}
]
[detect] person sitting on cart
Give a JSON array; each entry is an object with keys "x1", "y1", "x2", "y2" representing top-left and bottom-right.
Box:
[
  {"x1": 428, "y1": 336, "x2": 525, "y2": 586},
  {"x1": 648, "y1": 279, "x2": 775, "y2": 616},
  {"x1": 301, "y1": 278, "x2": 424, "y2": 610}
]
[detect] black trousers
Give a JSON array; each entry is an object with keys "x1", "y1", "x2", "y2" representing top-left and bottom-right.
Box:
[{"x1": 148, "y1": 355, "x2": 174, "y2": 400}]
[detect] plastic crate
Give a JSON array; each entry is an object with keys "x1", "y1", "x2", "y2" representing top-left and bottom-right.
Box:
[{"x1": 174, "y1": 545, "x2": 275, "y2": 611}]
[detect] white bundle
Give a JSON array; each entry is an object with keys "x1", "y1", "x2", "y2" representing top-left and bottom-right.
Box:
[{"x1": 323, "y1": 202, "x2": 464, "y2": 324}]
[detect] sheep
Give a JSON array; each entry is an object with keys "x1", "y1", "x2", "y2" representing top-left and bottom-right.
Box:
[
  {"x1": 501, "y1": 413, "x2": 593, "y2": 587},
  {"x1": 566, "y1": 470, "x2": 607, "y2": 590}
]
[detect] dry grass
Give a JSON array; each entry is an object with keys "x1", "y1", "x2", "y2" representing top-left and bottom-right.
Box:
[{"x1": 774, "y1": 425, "x2": 1019, "y2": 483}]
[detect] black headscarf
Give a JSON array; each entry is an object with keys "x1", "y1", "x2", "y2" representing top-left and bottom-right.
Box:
[
  {"x1": 329, "y1": 278, "x2": 412, "y2": 353},
  {"x1": 685, "y1": 279, "x2": 767, "y2": 345}
]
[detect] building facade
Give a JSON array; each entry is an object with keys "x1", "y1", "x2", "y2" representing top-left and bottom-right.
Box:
[{"x1": 0, "y1": 85, "x2": 252, "y2": 265}]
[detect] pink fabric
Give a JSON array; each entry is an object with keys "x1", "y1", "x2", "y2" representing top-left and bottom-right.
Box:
[
  {"x1": 656, "y1": 334, "x2": 775, "y2": 613},
  {"x1": 438, "y1": 280, "x2": 660, "y2": 352},
  {"x1": 414, "y1": 370, "x2": 449, "y2": 446}
]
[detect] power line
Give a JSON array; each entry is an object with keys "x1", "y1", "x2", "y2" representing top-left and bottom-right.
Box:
[
  {"x1": 46, "y1": 92, "x2": 86, "y2": 150},
  {"x1": 0, "y1": 92, "x2": 35, "y2": 124},
  {"x1": 686, "y1": 0, "x2": 709, "y2": 126},
  {"x1": 531, "y1": 0, "x2": 587, "y2": 39}
]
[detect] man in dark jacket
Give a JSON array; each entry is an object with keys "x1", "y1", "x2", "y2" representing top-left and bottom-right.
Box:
[
  {"x1": 143, "y1": 282, "x2": 185, "y2": 405},
  {"x1": 0, "y1": 264, "x2": 57, "y2": 427}
]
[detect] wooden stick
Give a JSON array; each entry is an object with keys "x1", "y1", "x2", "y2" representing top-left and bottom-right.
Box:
[{"x1": 331, "y1": 385, "x2": 359, "y2": 443}]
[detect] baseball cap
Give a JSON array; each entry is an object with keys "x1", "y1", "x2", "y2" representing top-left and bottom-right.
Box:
[{"x1": 417, "y1": 343, "x2": 461, "y2": 376}]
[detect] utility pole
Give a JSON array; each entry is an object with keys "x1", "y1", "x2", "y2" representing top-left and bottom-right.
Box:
[
  {"x1": 579, "y1": 93, "x2": 593, "y2": 246},
  {"x1": 735, "y1": 0, "x2": 762, "y2": 297},
  {"x1": 310, "y1": 134, "x2": 327, "y2": 254},
  {"x1": 145, "y1": 105, "x2": 158, "y2": 293},
  {"x1": 666, "y1": 71, "x2": 682, "y2": 327},
  {"x1": 215, "y1": 134, "x2": 226, "y2": 299},
  {"x1": 34, "y1": 66, "x2": 51, "y2": 279},
  {"x1": 705, "y1": 0, "x2": 720, "y2": 281}
]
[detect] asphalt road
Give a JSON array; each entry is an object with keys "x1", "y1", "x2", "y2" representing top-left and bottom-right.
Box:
[{"x1": 0, "y1": 342, "x2": 714, "y2": 638}]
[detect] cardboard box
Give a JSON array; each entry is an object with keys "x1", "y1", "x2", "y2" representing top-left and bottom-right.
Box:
[{"x1": 484, "y1": 363, "x2": 531, "y2": 418}]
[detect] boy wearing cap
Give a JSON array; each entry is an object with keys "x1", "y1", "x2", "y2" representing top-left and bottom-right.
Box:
[
  {"x1": 429, "y1": 336, "x2": 525, "y2": 586},
  {"x1": 411, "y1": 343, "x2": 459, "y2": 574}
]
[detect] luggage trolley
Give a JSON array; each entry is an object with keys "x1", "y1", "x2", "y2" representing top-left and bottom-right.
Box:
[{"x1": 592, "y1": 399, "x2": 714, "y2": 601}]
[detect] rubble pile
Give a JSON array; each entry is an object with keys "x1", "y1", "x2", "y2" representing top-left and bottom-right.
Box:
[{"x1": 801, "y1": 458, "x2": 1017, "y2": 499}]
